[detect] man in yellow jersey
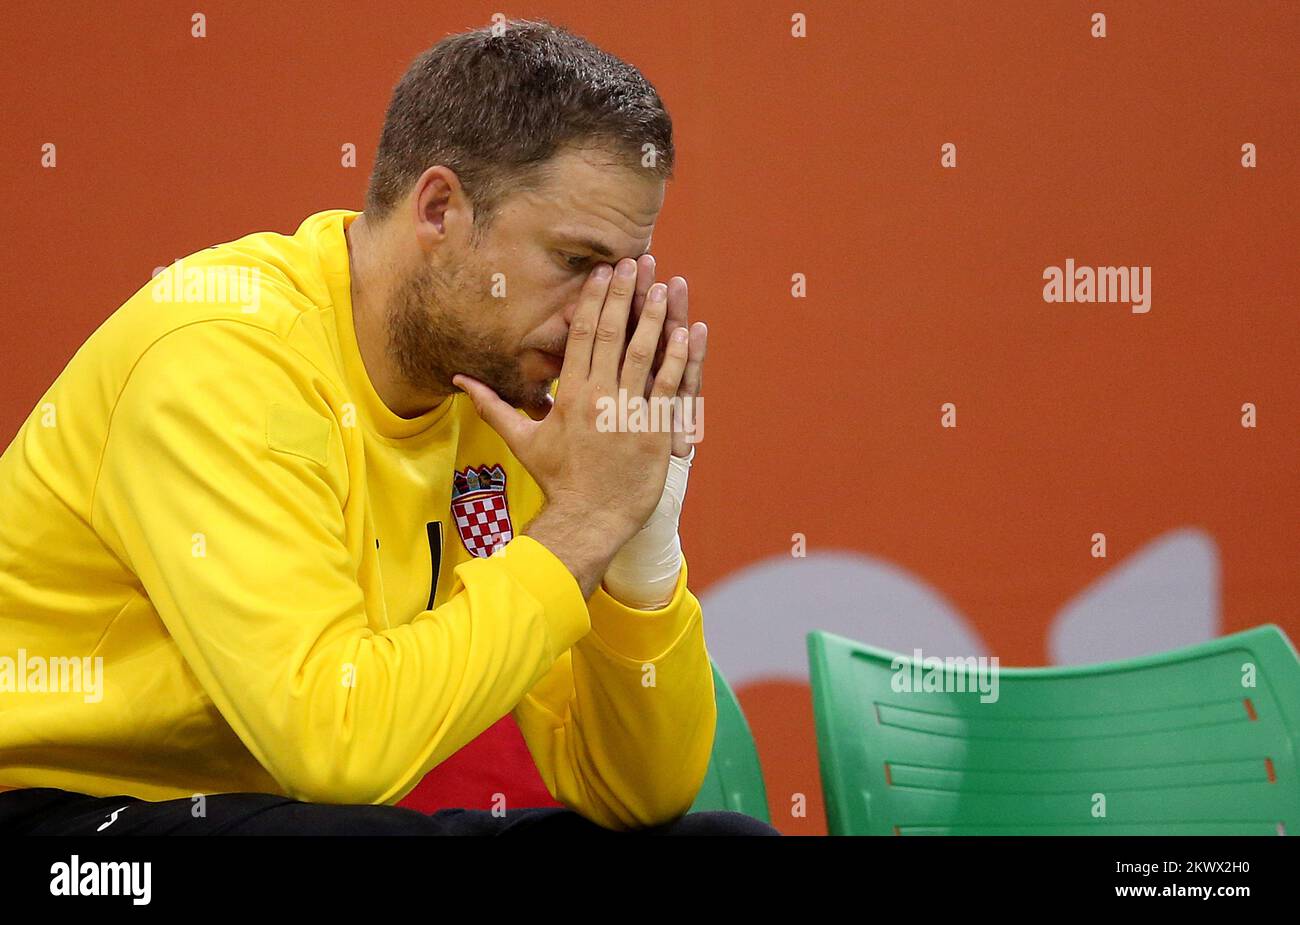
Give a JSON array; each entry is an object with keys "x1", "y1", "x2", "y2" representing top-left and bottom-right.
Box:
[{"x1": 0, "y1": 19, "x2": 777, "y2": 835}]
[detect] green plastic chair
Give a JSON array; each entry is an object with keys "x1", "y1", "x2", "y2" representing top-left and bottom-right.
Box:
[
  {"x1": 687, "y1": 660, "x2": 771, "y2": 822},
  {"x1": 808, "y1": 625, "x2": 1300, "y2": 835}
]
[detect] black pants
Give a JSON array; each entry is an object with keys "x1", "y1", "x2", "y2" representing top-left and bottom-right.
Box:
[{"x1": 0, "y1": 787, "x2": 780, "y2": 835}]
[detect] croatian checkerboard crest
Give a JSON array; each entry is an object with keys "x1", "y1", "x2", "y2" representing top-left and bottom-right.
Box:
[{"x1": 451, "y1": 464, "x2": 513, "y2": 558}]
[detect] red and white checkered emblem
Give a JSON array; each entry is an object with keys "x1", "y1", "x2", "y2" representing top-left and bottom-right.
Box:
[{"x1": 451, "y1": 464, "x2": 513, "y2": 558}]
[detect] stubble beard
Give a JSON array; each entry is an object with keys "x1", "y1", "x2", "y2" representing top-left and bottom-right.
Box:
[{"x1": 387, "y1": 258, "x2": 553, "y2": 415}]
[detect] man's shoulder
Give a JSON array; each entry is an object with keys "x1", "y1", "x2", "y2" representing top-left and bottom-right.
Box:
[
  {"x1": 131, "y1": 211, "x2": 349, "y2": 340},
  {"x1": 85, "y1": 211, "x2": 355, "y2": 389}
]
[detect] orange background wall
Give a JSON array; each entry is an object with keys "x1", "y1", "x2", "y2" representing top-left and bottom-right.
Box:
[{"x1": 3, "y1": 1, "x2": 1296, "y2": 834}]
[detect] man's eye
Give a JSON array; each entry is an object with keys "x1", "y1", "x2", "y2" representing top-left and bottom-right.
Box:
[{"x1": 560, "y1": 253, "x2": 589, "y2": 270}]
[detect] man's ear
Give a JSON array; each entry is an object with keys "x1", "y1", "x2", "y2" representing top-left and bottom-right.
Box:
[{"x1": 412, "y1": 165, "x2": 464, "y2": 246}]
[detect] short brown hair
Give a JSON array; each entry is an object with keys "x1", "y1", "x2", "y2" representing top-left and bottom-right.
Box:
[{"x1": 365, "y1": 19, "x2": 675, "y2": 237}]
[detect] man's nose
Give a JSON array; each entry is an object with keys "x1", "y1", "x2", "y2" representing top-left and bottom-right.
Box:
[{"x1": 562, "y1": 300, "x2": 578, "y2": 326}]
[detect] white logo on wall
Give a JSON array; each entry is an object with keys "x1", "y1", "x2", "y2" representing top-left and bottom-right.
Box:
[
  {"x1": 1043, "y1": 259, "x2": 1151, "y2": 313},
  {"x1": 701, "y1": 528, "x2": 1219, "y2": 685}
]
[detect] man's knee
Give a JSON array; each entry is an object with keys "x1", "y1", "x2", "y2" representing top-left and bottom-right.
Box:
[
  {"x1": 213, "y1": 797, "x2": 441, "y2": 835},
  {"x1": 644, "y1": 810, "x2": 780, "y2": 836}
]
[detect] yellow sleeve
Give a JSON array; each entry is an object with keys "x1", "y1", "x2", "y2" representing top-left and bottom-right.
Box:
[
  {"x1": 91, "y1": 319, "x2": 591, "y2": 805},
  {"x1": 513, "y1": 553, "x2": 717, "y2": 830}
]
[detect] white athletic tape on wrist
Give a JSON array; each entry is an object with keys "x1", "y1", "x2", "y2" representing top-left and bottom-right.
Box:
[{"x1": 602, "y1": 446, "x2": 694, "y2": 609}]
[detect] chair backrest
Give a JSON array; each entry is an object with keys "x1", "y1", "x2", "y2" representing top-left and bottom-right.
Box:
[
  {"x1": 688, "y1": 660, "x2": 771, "y2": 822},
  {"x1": 808, "y1": 625, "x2": 1300, "y2": 835}
]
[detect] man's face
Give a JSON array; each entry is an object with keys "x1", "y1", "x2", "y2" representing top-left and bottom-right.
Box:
[{"x1": 389, "y1": 146, "x2": 664, "y2": 415}]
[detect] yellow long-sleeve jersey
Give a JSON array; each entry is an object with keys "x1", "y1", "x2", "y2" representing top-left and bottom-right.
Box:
[{"x1": 0, "y1": 209, "x2": 715, "y2": 830}]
